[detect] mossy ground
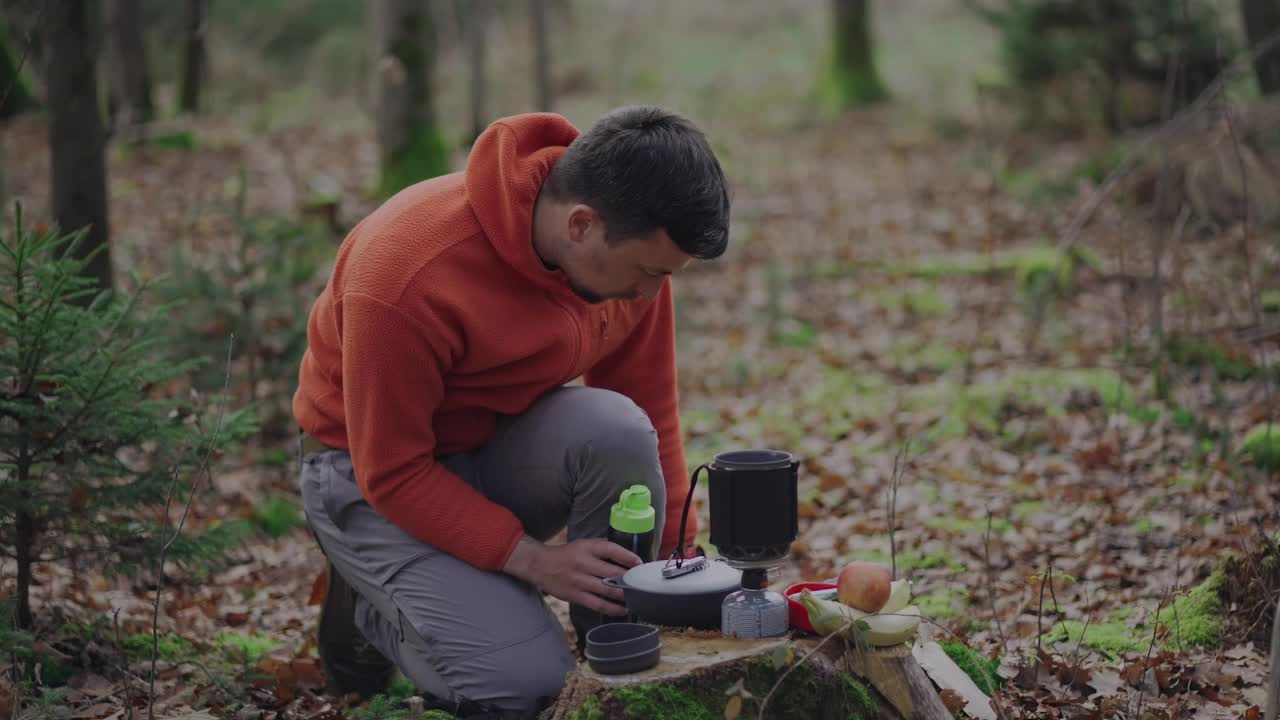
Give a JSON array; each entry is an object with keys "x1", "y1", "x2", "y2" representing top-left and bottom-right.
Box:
[
  {"x1": 1045, "y1": 568, "x2": 1225, "y2": 658},
  {"x1": 592, "y1": 655, "x2": 884, "y2": 720},
  {"x1": 940, "y1": 641, "x2": 1004, "y2": 696}
]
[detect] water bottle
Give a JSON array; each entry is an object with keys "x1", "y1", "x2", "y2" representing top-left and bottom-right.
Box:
[{"x1": 604, "y1": 484, "x2": 655, "y2": 624}]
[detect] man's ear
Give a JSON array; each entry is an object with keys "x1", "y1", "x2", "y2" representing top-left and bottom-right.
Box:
[{"x1": 566, "y1": 204, "x2": 600, "y2": 245}]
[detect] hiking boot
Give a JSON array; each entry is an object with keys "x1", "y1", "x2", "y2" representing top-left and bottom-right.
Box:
[{"x1": 317, "y1": 561, "x2": 395, "y2": 699}]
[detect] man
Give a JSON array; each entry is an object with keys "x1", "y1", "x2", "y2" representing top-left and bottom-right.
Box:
[{"x1": 293, "y1": 105, "x2": 730, "y2": 718}]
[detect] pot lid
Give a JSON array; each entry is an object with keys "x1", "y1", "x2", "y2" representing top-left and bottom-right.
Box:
[{"x1": 621, "y1": 558, "x2": 742, "y2": 595}]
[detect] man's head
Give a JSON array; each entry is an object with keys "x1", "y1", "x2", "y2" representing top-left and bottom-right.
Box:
[{"x1": 534, "y1": 105, "x2": 730, "y2": 304}]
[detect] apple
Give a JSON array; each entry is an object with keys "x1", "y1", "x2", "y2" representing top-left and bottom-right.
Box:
[{"x1": 837, "y1": 561, "x2": 892, "y2": 613}]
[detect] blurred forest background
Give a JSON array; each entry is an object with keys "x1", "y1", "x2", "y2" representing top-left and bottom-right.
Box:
[{"x1": 2, "y1": 0, "x2": 1280, "y2": 718}]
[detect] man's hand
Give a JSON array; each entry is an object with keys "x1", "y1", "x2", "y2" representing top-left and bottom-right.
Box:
[{"x1": 503, "y1": 535, "x2": 641, "y2": 616}]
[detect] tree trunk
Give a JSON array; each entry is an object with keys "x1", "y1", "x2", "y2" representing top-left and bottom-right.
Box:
[
  {"x1": 829, "y1": 0, "x2": 888, "y2": 108},
  {"x1": 104, "y1": 0, "x2": 152, "y2": 129},
  {"x1": 179, "y1": 0, "x2": 207, "y2": 114},
  {"x1": 466, "y1": 0, "x2": 490, "y2": 143},
  {"x1": 43, "y1": 0, "x2": 112, "y2": 293},
  {"x1": 1242, "y1": 0, "x2": 1280, "y2": 96},
  {"x1": 530, "y1": 0, "x2": 553, "y2": 111},
  {"x1": 15, "y1": 509, "x2": 33, "y2": 630},
  {"x1": 370, "y1": 0, "x2": 448, "y2": 197},
  {"x1": 0, "y1": 18, "x2": 37, "y2": 118}
]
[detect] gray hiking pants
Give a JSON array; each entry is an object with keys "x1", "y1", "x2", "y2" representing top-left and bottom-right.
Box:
[{"x1": 298, "y1": 386, "x2": 667, "y2": 717}]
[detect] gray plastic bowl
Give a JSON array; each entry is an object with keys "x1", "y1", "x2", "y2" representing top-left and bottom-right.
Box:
[{"x1": 584, "y1": 623, "x2": 661, "y2": 675}]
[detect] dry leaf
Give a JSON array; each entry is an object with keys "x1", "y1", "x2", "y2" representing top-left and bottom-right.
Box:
[
  {"x1": 723, "y1": 694, "x2": 742, "y2": 720},
  {"x1": 938, "y1": 689, "x2": 968, "y2": 713}
]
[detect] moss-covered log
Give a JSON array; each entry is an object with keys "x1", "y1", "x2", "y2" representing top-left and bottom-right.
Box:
[{"x1": 544, "y1": 631, "x2": 952, "y2": 720}]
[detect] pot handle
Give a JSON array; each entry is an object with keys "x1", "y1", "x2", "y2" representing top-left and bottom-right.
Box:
[{"x1": 602, "y1": 576, "x2": 626, "y2": 589}]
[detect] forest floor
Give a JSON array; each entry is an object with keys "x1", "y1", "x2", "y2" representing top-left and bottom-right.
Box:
[{"x1": 3, "y1": 1, "x2": 1280, "y2": 718}]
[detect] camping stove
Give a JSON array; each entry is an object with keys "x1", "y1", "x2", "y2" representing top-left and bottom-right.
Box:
[{"x1": 705, "y1": 450, "x2": 799, "y2": 639}]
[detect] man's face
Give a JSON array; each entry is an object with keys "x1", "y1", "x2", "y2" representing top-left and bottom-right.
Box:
[{"x1": 561, "y1": 205, "x2": 693, "y2": 304}]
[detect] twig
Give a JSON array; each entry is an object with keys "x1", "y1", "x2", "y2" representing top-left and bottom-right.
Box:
[
  {"x1": 113, "y1": 608, "x2": 136, "y2": 720},
  {"x1": 983, "y1": 510, "x2": 1009, "y2": 652},
  {"x1": 1033, "y1": 559, "x2": 1052, "y2": 669},
  {"x1": 757, "y1": 628, "x2": 850, "y2": 720},
  {"x1": 887, "y1": 441, "x2": 908, "y2": 580},
  {"x1": 147, "y1": 334, "x2": 234, "y2": 719},
  {"x1": 1133, "y1": 591, "x2": 1170, "y2": 719},
  {"x1": 1266, "y1": 597, "x2": 1279, "y2": 720}
]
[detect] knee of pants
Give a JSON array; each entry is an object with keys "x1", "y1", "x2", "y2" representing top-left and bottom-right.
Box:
[
  {"x1": 431, "y1": 627, "x2": 574, "y2": 716},
  {"x1": 573, "y1": 389, "x2": 660, "y2": 469}
]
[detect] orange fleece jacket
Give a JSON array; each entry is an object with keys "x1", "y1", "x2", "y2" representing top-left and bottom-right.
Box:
[{"x1": 292, "y1": 113, "x2": 694, "y2": 572}]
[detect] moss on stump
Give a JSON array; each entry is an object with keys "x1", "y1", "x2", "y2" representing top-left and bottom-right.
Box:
[{"x1": 546, "y1": 631, "x2": 952, "y2": 720}]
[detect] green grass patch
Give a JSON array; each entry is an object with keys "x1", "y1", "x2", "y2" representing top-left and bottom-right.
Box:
[
  {"x1": 917, "y1": 587, "x2": 970, "y2": 619},
  {"x1": 873, "y1": 284, "x2": 950, "y2": 318},
  {"x1": 215, "y1": 632, "x2": 280, "y2": 662},
  {"x1": 906, "y1": 366, "x2": 1144, "y2": 446},
  {"x1": 1263, "y1": 290, "x2": 1280, "y2": 313},
  {"x1": 861, "y1": 546, "x2": 962, "y2": 572},
  {"x1": 1165, "y1": 335, "x2": 1261, "y2": 382},
  {"x1": 926, "y1": 516, "x2": 1012, "y2": 535},
  {"x1": 1242, "y1": 423, "x2": 1280, "y2": 472},
  {"x1": 124, "y1": 632, "x2": 194, "y2": 662},
  {"x1": 250, "y1": 495, "x2": 305, "y2": 539},
  {"x1": 772, "y1": 318, "x2": 820, "y2": 348},
  {"x1": 259, "y1": 446, "x2": 293, "y2": 468},
  {"x1": 1013, "y1": 500, "x2": 1045, "y2": 517},
  {"x1": 896, "y1": 245, "x2": 1100, "y2": 291},
  {"x1": 889, "y1": 341, "x2": 967, "y2": 374}
]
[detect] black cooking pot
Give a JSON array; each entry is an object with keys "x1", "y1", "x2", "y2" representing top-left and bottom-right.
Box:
[{"x1": 603, "y1": 558, "x2": 742, "y2": 629}]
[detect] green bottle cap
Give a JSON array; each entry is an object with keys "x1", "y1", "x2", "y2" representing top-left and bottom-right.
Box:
[{"x1": 610, "y1": 484, "x2": 655, "y2": 534}]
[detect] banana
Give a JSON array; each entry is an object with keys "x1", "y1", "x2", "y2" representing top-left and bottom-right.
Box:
[
  {"x1": 881, "y1": 579, "x2": 912, "y2": 615},
  {"x1": 798, "y1": 588, "x2": 923, "y2": 647},
  {"x1": 799, "y1": 587, "x2": 870, "y2": 636}
]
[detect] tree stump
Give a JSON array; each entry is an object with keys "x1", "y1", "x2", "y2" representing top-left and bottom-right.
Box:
[{"x1": 543, "y1": 629, "x2": 953, "y2": 720}]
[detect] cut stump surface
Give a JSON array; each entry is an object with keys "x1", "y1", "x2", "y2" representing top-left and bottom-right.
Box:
[{"x1": 544, "y1": 629, "x2": 955, "y2": 720}]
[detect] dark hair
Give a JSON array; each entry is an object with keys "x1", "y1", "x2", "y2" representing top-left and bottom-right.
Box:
[{"x1": 545, "y1": 105, "x2": 730, "y2": 260}]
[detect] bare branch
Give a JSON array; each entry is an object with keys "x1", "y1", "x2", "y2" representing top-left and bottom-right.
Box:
[{"x1": 148, "y1": 334, "x2": 234, "y2": 719}]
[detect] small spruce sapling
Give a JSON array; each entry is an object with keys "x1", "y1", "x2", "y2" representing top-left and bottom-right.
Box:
[{"x1": 0, "y1": 205, "x2": 256, "y2": 634}]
